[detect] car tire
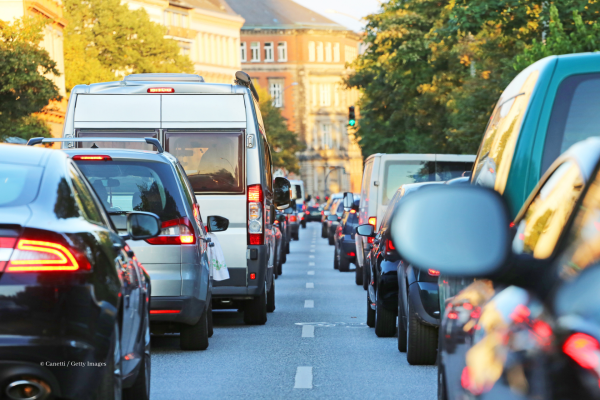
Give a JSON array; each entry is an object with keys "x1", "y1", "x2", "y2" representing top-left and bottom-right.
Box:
[
  {"x1": 281, "y1": 248, "x2": 287, "y2": 264},
  {"x1": 93, "y1": 321, "x2": 122, "y2": 400},
  {"x1": 375, "y1": 289, "x2": 396, "y2": 337},
  {"x1": 293, "y1": 232, "x2": 299, "y2": 241},
  {"x1": 406, "y1": 294, "x2": 438, "y2": 365},
  {"x1": 123, "y1": 313, "x2": 150, "y2": 400},
  {"x1": 244, "y1": 284, "x2": 267, "y2": 325},
  {"x1": 363, "y1": 262, "x2": 369, "y2": 291},
  {"x1": 339, "y1": 256, "x2": 350, "y2": 272},
  {"x1": 302, "y1": 221, "x2": 306, "y2": 228},
  {"x1": 321, "y1": 223, "x2": 327, "y2": 238},
  {"x1": 207, "y1": 300, "x2": 214, "y2": 338},
  {"x1": 334, "y1": 248, "x2": 339, "y2": 269},
  {"x1": 366, "y1": 296, "x2": 375, "y2": 328},
  {"x1": 277, "y1": 256, "x2": 283, "y2": 275},
  {"x1": 438, "y1": 354, "x2": 447, "y2": 400},
  {"x1": 328, "y1": 235, "x2": 335, "y2": 245},
  {"x1": 355, "y1": 265, "x2": 363, "y2": 285},
  {"x1": 180, "y1": 307, "x2": 209, "y2": 351},
  {"x1": 267, "y1": 277, "x2": 275, "y2": 313},
  {"x1": 397, "y1": 299, "x2": 407, "y2": 352},
  {"x1": 285, "y1": 241, "x2": 290, "y2": 254}
]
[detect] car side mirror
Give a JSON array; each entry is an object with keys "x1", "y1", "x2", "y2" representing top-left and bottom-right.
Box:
[
  {"x1": 326, "y1": 215, "x2": 338, "y2": 222},
  {"x1": 391, "y1": 186, "x2": 511, "y2": 277},
  {"x1": 127, "y1": 212, "x2": 161, "y2": 240},
  {"x1": 273, "y1": 177, "x2": 291, "y2": 210},
  {"x1": 356, "y1": 224, "x2": 375, "y2": 237},
  {"x1": 343, "y1": 192, "x2": 353, "y2": 211},
  {"x1": 207, "y1": 215, "x2": 229, "y2": 232}
]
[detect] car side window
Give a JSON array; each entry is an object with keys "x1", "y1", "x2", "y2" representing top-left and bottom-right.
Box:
[
  {"x1": 512, "y1": 161, "x2": 584, "y2": 259},
  {"x1": 262, "y1": 135, "x2": 273, "y2": 191},
  {"x1": 175, "y1": 163, "x2": 206, "y2": 236},
  {"x1": 69, "y1": 163, "x2": 108, "y2": 227}
]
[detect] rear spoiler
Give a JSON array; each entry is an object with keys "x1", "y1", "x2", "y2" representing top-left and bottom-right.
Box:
[{"x1": 26, "y1": 137, "x2": 164, "y2": 153}]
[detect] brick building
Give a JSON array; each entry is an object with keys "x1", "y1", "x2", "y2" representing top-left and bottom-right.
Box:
[{"x1": 228, "y1": 0, "x2": 363, "y2": 199}]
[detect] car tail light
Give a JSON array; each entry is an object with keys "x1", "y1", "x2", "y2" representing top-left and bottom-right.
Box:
[
  {"x1": 289, "y1": 215, "x2": 297, "y2": 222},
  {"x1": 368, "y1": 217, "x2": 376, "y2": 226},
  {"x1": 146, "y1": 217, "x2": 196, "y2": 245},
  {"x1": 368, "y1": 237, "x2": 374, "y2": 244},
  {"x1": 347, "y1": 251, "x2": 356, "y2": 257},
  {"x1": 350, "y1": 209, "x2": 356, "y2": 214},
  {"x1": 428, "y1": 269, "x2": 440, "y2": 276},
  {"x1": 150, "y1": 310, "x2": 180, "y2": 314},
  {"x1": 248, "y1": 184, "x2": 264, "y2": 245},
  {"x1": 6, "y1": 231, "x2": 91, "y2": 272},
  {"x1": 250, "y1": 273, "x2": 256, "y2": 280},
  {"x1": 321, "y1": 211, "x2": 324, "y2": 215},
  {"x1": 0, "y1": 237, "x2": 17, "y2": 272},
  {"x1": 387, "y1": 239, "x2": 396, "y2": 251},
  {"x1": 147, "y1": 87, "x2": 175, "y2": 93},
  {"x1": 563, "y1": 333, "x2": 600, "y2": 370},
  {"x1": 72, "y1": 155, "x2": 112, "y2": 161},
  {"x1": 448, "y1": 311, "x2": 458, "y2": 319}
]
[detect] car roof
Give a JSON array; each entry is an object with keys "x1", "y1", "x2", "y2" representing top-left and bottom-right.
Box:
[
  {"x1": 63, "y1": 148, "x2": 178, "y2": 165},
  {"x1": 0, "y1": 144, "x2": 57, "y2": 166}
]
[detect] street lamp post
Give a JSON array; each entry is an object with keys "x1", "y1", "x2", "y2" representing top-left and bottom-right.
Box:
[{"x1": 324, "y1": 166, "x2": 345, "y2": 197}]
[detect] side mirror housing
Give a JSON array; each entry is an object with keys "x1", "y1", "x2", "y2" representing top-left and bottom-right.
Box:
[
  {"x1": 356, "y1": 224, "x2": 375, "y2": 237},
  {"x1": 207, "y1": 215, "x2": 229, "y2": 232},
  {"x1": 273, "y1": 177, "x2": 291, "y2": 210},
  {"x1": 343, "y1": 192, "x2": 353, "y2": 211},
  {"x1": 127, "y1": 212, "x2": 161, "y2": 240},
  {"x1": 391, "y1": 186, "x2": 511, "y2": 277}
]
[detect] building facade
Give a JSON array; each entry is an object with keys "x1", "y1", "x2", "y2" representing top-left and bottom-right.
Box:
[
  {"x1": 228, "y1": 0, "x2": 363, "y2": 199},
  {"x1": 0, "y1": 0, "x2": 68, "y2": 138},
  {"x1": 125, "y1": 0, "x2": 244, "y2": 84}
]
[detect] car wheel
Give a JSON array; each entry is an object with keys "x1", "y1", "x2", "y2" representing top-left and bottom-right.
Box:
[
  {"x1": 363, "y1": 262, "x2": 369, "y2": 291},
  {"x1": 285, "y1": 241, "x2": 290, "y2": 254},
  {"x1": 293, "y1": 232, "x2": 299, "y2": 240},
  {"x1": 302, "y1": 221, "x2": 306, "y2": 228},
  {"x1": 207, "y1": 300, "x2": 214, "y2": 338},
  {"x1": 123, "y1": 313, "x2": 150, "y2": 400},
  {"x1": 438, "y1": 354, "x2": 447, "y2": 400},
  {"x1": 277, "y1": 254, "x2": 283, "y2": 275},
  {"x1": 328, "y1": 233, "x2": 335, "y2": 245},
  {"x1": 180, "y1": 307, "x2": 209, "y2": 350},
  {"x1": 339, "y1": 255, "x2": 350, "y2": 272},
  {"x1": 355, "y1": 265, "x2": 363, "y2": 286},
  {"x1": 93, "y1": 321, "x2": 122, "y2": 400},
  {"x1": 375, "y1": 289, "x2": 396, "y2": 337},
  {"x1": 366, "y1": 295, "x2": 375, "y2": 328},
  {"x1": 321, "y1": 223, "x2": 327, "y2": 238},
  {"x1": 267, "y1": 277, "x2": 275, "y2": 313},
  {"x1": 244, "y1": 283, "x2": 267, "y2": 325},
  {"x1": 406, "y1": 293, "x2": 438, "y2": 365},
  {"x1": 281, "y1": 248, "x2": 287, "y2": 264},
  {"x1": 397, "y1": 298, "x2": 407, "y2": 352},
  {"x1": 334, "y1": 248, "x2": 339, "y2": 269}
]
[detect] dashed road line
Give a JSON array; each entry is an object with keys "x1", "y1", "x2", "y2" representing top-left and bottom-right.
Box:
[
  {"x1": 307, "y1": 271, "x2": 314, "y2": 275},
  {"x1": 301, "y1": 325, "x2": 315, "y2": 338},
  {"x1": 306, "y1": 282, "x2": 314, "y2": 289},
  {"x1": 304, "y1": 300, "x2": 314, "y2": 308},
  {"x1": 309, "y1": 255, "x2": 315, "y2": 258},
  {"x1": 309, "y1": 262, "x2": 315, "y2": 266},
  {"x1": 294, "y1": 366, "x2": 313, "y2": 389}
]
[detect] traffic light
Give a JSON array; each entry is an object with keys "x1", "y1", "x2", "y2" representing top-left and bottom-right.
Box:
[{"x1": 348, "y1": 106, "x2": 356, "y2": 127}]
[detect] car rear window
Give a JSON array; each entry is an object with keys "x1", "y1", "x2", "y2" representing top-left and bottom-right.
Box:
[
  {"x1": 74, "y1": 160, "x2": 186, "y2": 224},
  {"x1": 165, "y1": 131, "x2": 244, "y2": 194},
  {"x1": 0, "y1": 163, "x2": 43, "y2": 207}
]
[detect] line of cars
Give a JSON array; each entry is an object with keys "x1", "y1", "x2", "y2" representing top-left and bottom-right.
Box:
[{"x1": 0, "y1": 72, "x2": 295, "y2": 400}]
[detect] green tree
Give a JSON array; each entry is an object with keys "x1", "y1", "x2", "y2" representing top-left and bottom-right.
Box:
[
  {"x1": 64, "y1": 0, "x2": 193, "y2": 92},
  {"x1": 0, "y1": 17, "x2": 61, "y2": 141},
  {"x1": 255, "y1": 84, "x2": 304, "y2": 173}
]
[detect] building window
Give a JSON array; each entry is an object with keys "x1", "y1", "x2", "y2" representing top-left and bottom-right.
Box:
[
  {"x1": 319, "y1": 84, "x2": 331, "y2": 106},
  {"x1": 264, "y1": 42, "x2": 274, "y2": 62},
  {"x1": 321, "y1": 124, "x2": 332, "y2": 149},
  {"x1": 325, "y1": 42, "x2": 332, "y2": 62},
  {"x1": 164, "y1": 10, "x2": 189, "y2": 28},
  {"x1": 345, "y1": 45, "x2": 357, "y2": 63},
  {"x1": 251, "y1": 42, "x2": 260, "y2": 62},
  {"x1": 333, "y1": 43, "x2": 340, "y2": 62},
  {"x1": 240, "y1": 42, "x2": 247, "y2": 62},
  {"x1": 334, "y1": 84, "x2": 340, "y2": 106},
  {"x1": 308, "y1": 41, "x2": 315, "y2": 62},
  {"x1": 180, "y1": 44, "x2": 191, "y2": 56},
  {"x1": 317, "y1": 42, "x2": 324, "y2": 62},
  {"x1": 278, "y1": 42, "x2": 287, "y2": 62},
  {"x1": 269, "y1": 79, "x2": 284, "y2": 108},
  {"x1": 311, "y1": 84, "x2": 317, "y2": 106}
]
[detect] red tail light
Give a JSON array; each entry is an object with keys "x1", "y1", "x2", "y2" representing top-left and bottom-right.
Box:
[
  {"x1": 428, "y1": 269, "x2": 440, "y2": 276},
  {"x1": 289, "y1": 215, "x2": 297, "y2": 222},
  {"x1": 350, "y1": 209, "x2": 356, "y2": 214},
  {"x1": 250, "y1": 273, "x2": 256, "y2": 280},
  {"x1": 248, "y1": 184, "x2": 264, "y2": 245},
  {"x1": 147, "y1": 87, "x2": 175, "y2": 93},
  {"x1": 387, "y1": 239, "x2": 396, "y2": 251},
  {"x1": 347, "y1": 251, "x2": 356, "y2": 257},
  {"x1": 72, "y1": 155, "x2": 112, "y2": 161},
  {"x1": 6, "y1": 232, "x2": 91, "y2": 272},
  {"x1": 146, "y1": 217, "x2": 196, "y2": 245},
  {"x1": 563, "y1": 333, "x2": 600, "y2": 370},
  {"x1": 0, "y1": 237, "x2": 17, "y2": 272},
  {"x1": 368, "y1": 217, "x2": 376, "y2": 226},
  {"x1": 448, "y1": 311, "x2": 458, "y2": 320},
  {"x1": 150, "y1": 310, "x2": 180, "y2": 314},
  {"x1": 368, "y1": 237, "x2": 374, "y2": 244},
  {"x1": 321, "y1": 211, "x2": 324, "y2": 216}
]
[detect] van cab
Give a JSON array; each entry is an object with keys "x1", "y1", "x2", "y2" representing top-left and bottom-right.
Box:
[{"x1": 61, "y1": 72, "x2": 290, "y2": 325}]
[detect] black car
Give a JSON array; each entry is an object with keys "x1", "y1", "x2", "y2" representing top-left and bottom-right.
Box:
[
  {"x1": 327, "y1": 200, "x2": 344, "y2": 245},
  {"x1": 305, "y1": 205, "x2": 322, "y2": 222},
  {"x1": 334, "y1": 199, "x2": 360, "y2": 272},
  {"x1": 0, "y1": 144, "x2": 159, "y2": 400},
  {"x1": 392, "y1": 137, "x2": 600, "y2": 400}
]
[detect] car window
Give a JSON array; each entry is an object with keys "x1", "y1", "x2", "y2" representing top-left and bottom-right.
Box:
[
  {"x1": 543, "y1": 74, "x2": 600, "y2": 171},
  {"x1": 165, "y1": 131, "x2": 244, "y2": 194},
  {"x1": 262, "y1": 136, "x2": 273, "y2": 191},
  {"x1": 382, "y1": 161, "x2": 431, "y2": 205},
  {"x1": 0, "y1": 163, "x2": 43, "y2": 207},
  {"x1": 512, "y1": 161, "x2": 584, "y2": 259},
  {"x1": 379, "y1": 188, "x2": 403, "y2": 231},
  {"x1": 76, "y1": 130, "x2": 157, "y2": 151},
  {"x1": 69, "y1": 164, "x2": 107, "y2": 227},
  {"x1": 361, "y1": 159, "x2": 373, "y2": 203},
  {"x1": 472, "y1": 70, "x2": 539, "y2": 194}
]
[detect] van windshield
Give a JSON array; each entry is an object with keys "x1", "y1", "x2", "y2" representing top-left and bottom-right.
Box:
[{"x1": 166, "y1": 132, "x2": 244, "y2": 194}]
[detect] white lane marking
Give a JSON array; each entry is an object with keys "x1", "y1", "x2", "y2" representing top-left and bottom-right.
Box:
[
  {"x1": 294, "y1": 366, "x2": 313, "y2": 389},
  {"x1": 309, "y1": 255, "x2": 315, "y2": 258},
  {"x1": 302, "y1": 325, "x2": 315, "y2": 338},
  {"x1": 304, "y1": 300, "x2": 314, "y2": 308},
  {"x1": 306, "y1": 282, "x2": 314, "y2": 289},
  {"x1": 311, "y1": 244, "x2": 315, "y2": 247},
  {"x1": 309, "y1": 262, "x2": 315, "y2": 266},
  {"x1": 310, "y1": 249, "x2": 315, "y2": 253},
  {"x1": 307, "y1": 271, "x2": 315, "y2": 275}
]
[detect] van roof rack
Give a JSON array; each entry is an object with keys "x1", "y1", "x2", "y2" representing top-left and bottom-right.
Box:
[
  {"x1": 123, "y1": 73, "x2": 205, "y2": 83},
  {"x1": 26, "y1": 137, "x2": 164, "y2": 153}
]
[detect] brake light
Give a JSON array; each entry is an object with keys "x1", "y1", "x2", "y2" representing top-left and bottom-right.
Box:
[
  {"x1": 428, "y1": 269, "x2": 440, "y2": 276},
  {"x1": 368, "y1": 217, "x2": 376, "y2": 226},
  {"x1": 0, "y1": 237, "x2": 17, "y2": 272},
  {"x1": 448, "y1": 311, "x2": 458, "y2": 319},
  {"x1": 350, "y1": 209, "x2": 356, "y2": 214},
  {"x1": 289, "y1": 215, "x2": 297, "y2": 222},
  {"x1": 150, "y1": 310, "x2": 180, "y2": 314},
  {"x1": 564, "y1": 333, "x2": 600, "y2": 370},
  {"x1": 388, "y1": 239, "x2": 396, "y2": 251},
  {"x1": 368, "y1": 237, "x2": 374, "y2": 244},
  {"x1": 146, "y1": 217, "x2": 196, "y2": 245},
  {"x1": 7, "y1": 237, "x2": 91, "y2": 272},
  {"x1": 248, "y1": 184, "x2": 264, "y2": 245},
  {"x1": 250, "y1": 273, "x2": 256, "y2": 280},
  {"x1": 147, "y1": 87, "x2": 175, "y2": 93},
  {"x1": 347, "y1": 252, "x2": 356, "y2": 257},
  {"x1": 72, "y1": 155, "x2": 112, "y2": 161},
  {"x1": 321, "y1": 211, "x2": 324, "y2": 215}
]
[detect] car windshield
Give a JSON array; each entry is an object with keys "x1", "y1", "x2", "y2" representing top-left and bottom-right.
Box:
[
  {"x1": 0, "y1": 163, "x2": 43, "y2": 207},
  {"x1": 75, "y1": 160, "x2": 186, "y2": 224}
]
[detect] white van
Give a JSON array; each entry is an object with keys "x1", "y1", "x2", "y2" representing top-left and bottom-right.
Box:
[
  {"x1": 61, "y1": 72, "x2": 289, "y2": 325},
  {"x1": 354, "y1": 154, "x2": 475, "y2": 285},
  {"x1": 288, "y1": 179, "x2": 305, "y2": 226}
]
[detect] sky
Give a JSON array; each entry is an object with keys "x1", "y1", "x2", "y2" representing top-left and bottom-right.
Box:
[{"x1": 291, "y1": 0, "x2": 383, "y2": 32}]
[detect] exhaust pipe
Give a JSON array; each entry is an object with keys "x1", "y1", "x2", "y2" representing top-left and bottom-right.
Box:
[{"x1": 5, "y1": 379, "x2": 49, "y2": 400}]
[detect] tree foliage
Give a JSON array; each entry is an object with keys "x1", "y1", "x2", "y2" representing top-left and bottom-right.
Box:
[
  {"x1": 255, "y1": 84, "x2": 305, "y2": 174},
  {"x1": 0, "y1": 17, "x2": 60, "y2": 141},
  {"x1": 347, "y1": 0, "x2": 600, "y2": 157},
  {"x1": 64, "y1": 0, "x2": 193, "y2": 92}
]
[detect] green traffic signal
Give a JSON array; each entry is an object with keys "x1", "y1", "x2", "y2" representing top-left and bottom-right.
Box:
[
  {"x1": 348, "y1": 105, "x2": 356, "y2": 127},
  {"x1": 349, "y1": 119, "x2": 356, "y2": 126}
]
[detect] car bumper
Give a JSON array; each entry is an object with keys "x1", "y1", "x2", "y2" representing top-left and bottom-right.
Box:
[
  {"x1": 150, "y1": 295, "x2": 206, "y2": 325},
  {"x1": 340, "y1": 239, "x2": 357, "y2": 261},
  {"x1": 212, "y1": 245, "x2": 268, "y2": 300},
  {"x1": 290, "y1": 224, "x2": 299, "y2": 235}
]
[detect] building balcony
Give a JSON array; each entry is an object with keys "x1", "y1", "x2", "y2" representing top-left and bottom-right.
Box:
[{"x1": 167, "y1": 26, "x2": 198, "y2": 40}]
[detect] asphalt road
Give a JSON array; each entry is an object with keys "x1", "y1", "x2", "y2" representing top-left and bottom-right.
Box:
[{"x1": 150, "y1": 222, "x2": 437, "y2": 399}]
